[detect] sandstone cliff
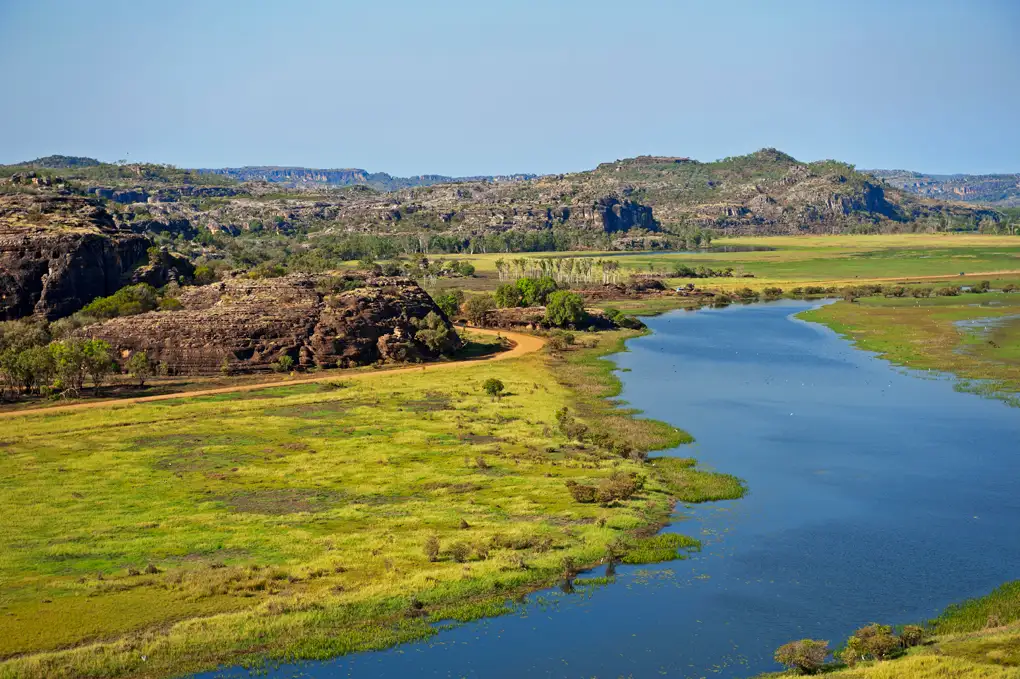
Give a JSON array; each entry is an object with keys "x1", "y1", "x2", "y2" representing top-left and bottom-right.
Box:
[
  {"x1": 85, "y1": 273, "x2": 461, "y2": 374},
  {"x1": 0, "y1": 193, "x2": 150, "y2": 320}
]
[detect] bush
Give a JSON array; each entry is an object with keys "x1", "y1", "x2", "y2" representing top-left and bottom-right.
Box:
[
  {"x1": 449, "y1": 542, "x2": 471, "y2": 563},
  {"x1": 912, "y1": 287, "x2": 932, "y2": 298},
  {"x1": 841, "y1": 623, "x2": 901, "y2": 665},
  {"x1": 545, "y1": 291, "x2": 586, "y2": 328},
  {"x1": 565, "y1": 480, "x2": 597, "y2": 503},
  {"x1": 970, "y1": 280, "x2": 991, "y2": 293},
  {"x1": 1003, "y1": 283, "x2": 1016, "y2": 293},
  {"x1": 80, "y1": 284, "x2": 159, "y2": 320},
  {"x1": 762, "y1": 286, "x2": 783, "y2": 299},
  {"x1": 423, "y1": 535, "x2": 440, "y2": 562},
  {"x1": 899, "y1": 625, "x2": 925, "y2": 648},
  {"x1": 935, "y1": 286, "x2": 961, "y2": 297},
  {"x1": 774, "y1": 639, "x2": 830, "y2": 675},
  {"x1": 272, "y1": 355, "x2": 295, "y2": 373},
  {"x1": 482, "y1": 378, "x2": 505, "y2": 399},
  {"x1": 566, "y1": 472, "x2": 642, "y2": 505}
]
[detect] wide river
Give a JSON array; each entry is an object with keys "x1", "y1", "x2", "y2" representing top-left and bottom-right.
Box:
[{"x1": 199, "y1": 300, "x2": 1020, "y2": 679}]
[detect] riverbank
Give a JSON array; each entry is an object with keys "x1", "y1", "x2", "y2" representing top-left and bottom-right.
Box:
[
  {"x1": 800, "y1": 292, "x2": 1020, "y2": 405},
  {"x1": 758, "y1": 581, "x2": 1020, "y2": 678},
  {"x1": 0, "y1": 327, "x2": 741, "y2": 679}
]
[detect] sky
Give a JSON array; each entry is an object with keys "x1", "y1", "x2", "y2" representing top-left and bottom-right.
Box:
[{"x1": 1, "y1": 0, "x2": 1018, "y2": 176}]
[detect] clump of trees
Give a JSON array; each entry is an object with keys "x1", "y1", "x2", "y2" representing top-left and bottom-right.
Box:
[
  {"x1": 774, "y1": 623, "x2": 927, "y2": 674},
  {"x1": 412, "y1": 312, "x2": 455, "y2": 354},
  {"x1": 433, "y1": 289, "x2": 464, "y2": 319},
  {"x1": 545, "y1": 291, "x2": 586, "y2": 328},
  {"x1": 464, "y1": 294, "x2": 496, "y2": 325},
  {"x1": 494, "y1": 257, "x2": 623, "y2": 285},
  {"x1": 670, "y1": 264, "x2": 736, "y2": 278},
  {"x1": 494, "y1": 276, "x2": 559, "y2": 308},
  {"x1": 0, "y1": 332, "x2": 117, "y2": 399}
]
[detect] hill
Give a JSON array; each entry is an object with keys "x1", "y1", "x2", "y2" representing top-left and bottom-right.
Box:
[
  {"x1": 868, "y1": 169, "x2": 1020, "y2": 207},
  {"x1": 197, "y1": 166, "x2": 537, "y2": 192}
]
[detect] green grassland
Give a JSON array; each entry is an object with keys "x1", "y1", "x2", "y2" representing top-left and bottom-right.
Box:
[
  {"x1": 435, "y1": 234, "x2": 1020, "y2": 293},
  {"x1": 0, "y1": 331, "x2": 737, "y2": 679}
]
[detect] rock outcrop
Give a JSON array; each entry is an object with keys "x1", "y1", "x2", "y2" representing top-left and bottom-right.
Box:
[
  {"x1": 84, "y1": 273, "x2": 461, "y2": 374},
  {"x1": 0, "y1": 193, "x2": 150, "y2": 320}
]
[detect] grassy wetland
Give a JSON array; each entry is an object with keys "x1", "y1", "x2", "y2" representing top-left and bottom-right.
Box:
[{"x1": 0, "y1": 328, "x2": 741, "y2": 679}]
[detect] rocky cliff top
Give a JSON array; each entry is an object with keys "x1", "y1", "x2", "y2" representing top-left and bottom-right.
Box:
[
  {"x1": 0, "y1": 193, "x2": 151, "y2": 320},
  {"x1": 85, "y1": 273, "x2": 461, "y2": 374}
]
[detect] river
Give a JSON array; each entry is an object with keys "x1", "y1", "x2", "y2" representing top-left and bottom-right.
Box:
[{"x1": 197, "y1": 300, "x2": 1020, "y2": 679}]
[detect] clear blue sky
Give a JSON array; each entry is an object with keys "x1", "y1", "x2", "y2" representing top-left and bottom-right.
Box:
[{"x1": 1, "y1": 0, "x2": 1018, "y2": 175}]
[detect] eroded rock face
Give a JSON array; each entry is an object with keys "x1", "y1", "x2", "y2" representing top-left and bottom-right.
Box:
[
  {"x1": 0, "y1": 193, "x2": 150, "y2": 320},
  {"x1": 84, "y1": 273, "x2": 461, "y2": 374}
]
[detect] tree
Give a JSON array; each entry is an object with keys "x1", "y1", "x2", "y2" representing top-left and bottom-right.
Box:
[
  {"x1": 435, "y1": 289, "x2": 464, "y2": 319},
  {"x1": 51, "y1": 339, "x2": 89, "y2": 394},
  {"x1": 493, "y1": 283, "x2": 524, "y2": 308},
  {"x1": 516, "y1": 276, "x2": 558, "y2": 306},
  {"x1": 482, "y1": 377, "x2": 505, "y2": 400},
  {"x1": 83, "y1": 339, "x2": 115, "y2": 395},
  {"x1": 545, "y1": 291, "x2": 586, "y2": 328},
  {"x1": 126, "y1": 351, "x2": 152, "y2": 387},
  {"x1": 413, "y1": 312, "x2": 452, "y2": 354},
  {"x1": 464, "y1": 294, "x2": 496, "y2": 326},
  {"x1": 774, "y1": 640, "x2": 830, "y2": 675}
]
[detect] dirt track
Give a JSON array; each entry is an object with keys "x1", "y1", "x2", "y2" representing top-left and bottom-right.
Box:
[{"x1": 0, "y1": 327, "x2": 545, "y2": 420}]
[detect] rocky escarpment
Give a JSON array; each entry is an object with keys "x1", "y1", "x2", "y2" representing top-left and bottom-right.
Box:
[
  {"x1": 84, "y1": 273, "x2": 461, "y2": 374},
  {"x1": 0, "y1": 193, "x2": 150, "y2": 320}
]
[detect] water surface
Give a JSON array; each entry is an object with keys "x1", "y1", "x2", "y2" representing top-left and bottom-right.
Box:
[{"x1": 199, "y1": 300, "x2": 1020, "y2": 679}]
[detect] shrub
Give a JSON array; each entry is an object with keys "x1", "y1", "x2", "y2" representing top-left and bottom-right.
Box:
[
  {"x1": 1003, "y1": 283, "x2": 1016, "y2": 293},
  {"x1": 482, "y1": 378, "x2": 505, "y2": 400},
  {"x1": 272, "y1": 355, "x2": 295, "y2": 373},
  {"x1": 899, "y1": 625, "x2": 925, "y2": 648},
  {"x1": 935, "y1": 286, "x2": 961, "y2": 297},
  {"x1": 774, "y1": 639, "x2": 830, "y2": 675},
  {"x1": 565, "y1": 480, "x2": 597, "y2": 503},
  {"x1": 762, "y1": 286, "x2": 783, "y2": 299},
  {"x1": 80, "y1": 284, "x2": 159, "y2": 320},
  {"x1": 449, "y1": 542, "x2": 471, "y2": 563},
  {"x1": 545, "y1": 291, "x2": 586, "y2": 328},
  {"x1": 970, "y1": 280, "x2": 991, "y2": 293},
  {"x1": 841, "y1": 623, "x2": 901, "y2": 665},
  {"x1": 912, "y1": 287, "x2": 932, "y2": 298},
  {"x1": 423, "y1": 535, "x2": 440, "y2": 562}
]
